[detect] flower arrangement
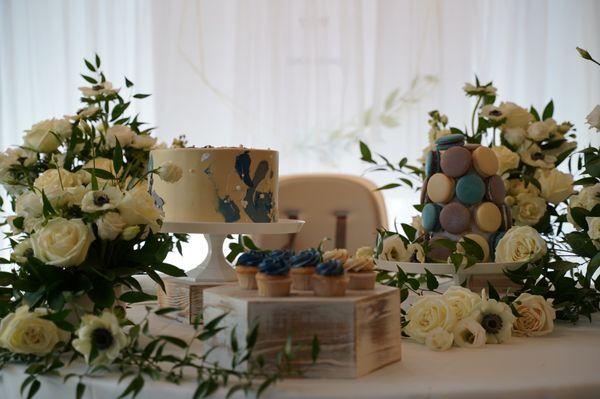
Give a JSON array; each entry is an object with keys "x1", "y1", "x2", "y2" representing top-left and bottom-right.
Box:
[
  {"x1": 0, "y1": 56, "x2": 317, "y2": 398},
  {"x1": 359, "y1": 47, "x2": 600, "y2": 322}
]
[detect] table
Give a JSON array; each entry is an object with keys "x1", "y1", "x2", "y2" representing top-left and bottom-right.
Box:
[{"x1": 2, "y1": 305, "x2": 600, "y2": 399}]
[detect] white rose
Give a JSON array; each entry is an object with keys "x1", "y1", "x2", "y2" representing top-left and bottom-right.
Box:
[
  {"x1": 72, "y1": 311, "x2": 127, "y2": 366},
  {"x1": 96, "y1": 212, "x2": 127, "y2": 241},
  {"x1": 491, "y1": 146, "x2": 520, "y2": 174},
  {"x1": 512, "y1": 193, "x2": 547, "y2": 226},
  {"x1": 507, "y1": 179, "x2": 540, "y2": 197},
  {"x1": 0, "y1": 306, "x2": 69, "y2": 356},
  {"x1": 379, "y1": 235, "x2": 410, "y2": 261},
  {"x1": 452, "y1": 318, "x2": 487, "y2": 348},
  {"x1": 105, "y1": 125, "x2": 135, "y2": 148},
  {"x1": 512, "y1": 293, "x2": 556, "y2": 337},
  {"x1": 586, "y1": 217, "x2": 600, "y2": 241},
  {"x1": 502, "y1": 127, "x2": 527, "y2": 147},
  {"x1": 534, "y1": 169, "x2": 573, "y2": 204},
  {"x1": 31, "y1": 218, "x2": 94, "y2": 267},
  {"x1": 157, "y1": 161, "x2": 183, "y2": 183},
  {"x1": 527, "y1": 119, "x2": 556, "y2": 142},
  {"x1": 405, "y1": 295, "x2": 457, "y2": 343},
  {"x1": 495, "y1": 225, "x2": 547, "y2": 263},
  {"x1": 442, "y1": 286, "x2": 482, "y2": 321},
  {"x1": 11, "y1": 239, "x2": 33, "y2": 264},
  {"x1": 130, "y1": 134, "x2": 157, "y2": 149},
  {"x1": 23, "y1": 118, "x2": 71, "y2": 152},
  {"x1": 81, "y1": 186, "x2": 123, "y2": 213},
  {"x1": 15, "y1": 192, "x2": 43, "y2": 218},
  {"x1": 34, "y1": 169, "x2": 82, "y2": 199},
  {"x1": 499, "y1": 102, "x2": 532, "y2": 129},
  {"x1": 425, "y1": 327, "x2": 454, "y2": 351},
  {"x1": 569, "y1": 184, "x2": 600, "y2": 213},
  {"x1": 117, "y1": 184, "x2": 162, "y2": 233},
  {"x1": 586, "y1": 104, "x2": 600, "y2": 130}
]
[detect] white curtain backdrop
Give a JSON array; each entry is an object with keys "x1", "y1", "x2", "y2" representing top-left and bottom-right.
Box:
[{"x1": 1, "y1": 0, "x2": 599, "y2": 268}]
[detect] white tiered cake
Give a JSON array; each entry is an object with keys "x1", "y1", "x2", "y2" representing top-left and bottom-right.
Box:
[{"x1": 150, "y1": 147, "x2": 279, "y2": 223}]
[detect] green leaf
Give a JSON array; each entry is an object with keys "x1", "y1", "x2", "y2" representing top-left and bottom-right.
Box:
[
  {"x1": 529, "y1": 106, "x2": 540, "y2": 121},
  {"x1": 27, "y1": 380, "x2": 41, "y2": 399},
  {"x1": 158, "y1": 335, "x2": 187, "y2": 348},
  {"x1": 203, "y1": 313, "x2": 228, "y2": 334},
  {"x1": 152, "y1": 263, "x2": 186, "y2": 277},
  {"x1": 246, "y1": 323, "x2": 259, "y2": 348},
  {"x1": 359, "y1": 141, "x2": 375, "y2": 164},
  {"x1": 424, "y1": 268, "x2": 439, "y2": 290},
  {"x1": 112, "y1": 139, "x2": 123, "y2": 174},
  {"x1": 133, "y1": 94, "x2": 151, "y2": 99},
  {"x1": 41, "y1": 190, "x2": 57, "y2": 218},
  {"x1": 154, "y1": 307, "x2": 181, "y2": 315},
  {"x1": 95, "y1": 53, "x2": 101, "y2": 68},
  {"x1": 111, "y1": 102, "x2": 130, "y2": 122},
  {"x1": 311, "y1": 335, "x2": 320, "y2": 363},
  {"x1": 84, "y1": 59, "x2": 96, "y2": 72},
  {"x1": 375, "y1": 183, "x2": 401, "y2": 191},
  {"x1": 81, "y1": 74, "x2": 98, "y2": 84},
  {"x1": 83, "y1": 168, "x2": 116, "y2": 180},
  {"x1": 118, "y1": 375, "x2": 144, "y2": 399},
  {"x1": 487, "y1": 282, "x2": 500, "y2": 300},
  {"x1": 76, "y1": 382, "x2": 86, "y2": 399},
  {"x1": 242, "y1": 235, "x2": 261, "y2": 251},
  {"x1": 586, "y1": 252, "x2": 600, "y2": 281},
  {"x1": 542, "y1": 100, "x2": 554, "y2": 120},
  {"x1": 119, "y1": 291, "x2": 156, "y2": 303},
  {"x1": 125, "y1": 77, "x2": 134, "y2": 88}
]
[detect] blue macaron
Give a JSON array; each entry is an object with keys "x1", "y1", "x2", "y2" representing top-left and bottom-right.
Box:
[
  {"x1": 489, "y1": 231, "x2": 506, "y2": 261},
  {"x1": 435, "y1": 134, "x2": 465, "y2": 150},
  {"x1": 455, "y1": 173, "x2": 485, "y2": 205},
  {"x1": 422, "y1": 203, "x2": 442, "y2": 232},
  {"x1": 425, "y1": 150, "x2": 440, "y2": 177}
]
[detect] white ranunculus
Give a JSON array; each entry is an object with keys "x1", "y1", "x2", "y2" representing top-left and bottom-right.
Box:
[
  {"x1": 586, "y1": 217, "x2": 600, "y2": 241},
  {"x1": 130, "y1": 134, "x2": 157, "y2": 149},
  {"x1": 11, "y1": 239, "x2": 33, "y2": 264},
  {"x1": 117, "y1": 184, "x2": 162, "y2": 233},
  {"x1": 425, "y1": 327, "x2": 454, "y2": 351},
  {"x1": 81, "y1": 186, "x2": 123, "y2": 213},
  {"x1": 157, "y1": 161, "x2": 183, "y2": 183},
  {"x1": 495, "y1": 225, "x2": 547, "y2": 263},
  {"x1": 380, "y1": 235, "x2": 410, "y2": 261},
  {"x1": 586, "y1": 104, "x2": 600, "y2": 130},
  {"x1": 512, "y1": 293, "x2": 556, "y2": 337},
  {"x1": 471, "y1": 293, "x2": 516, "y2": 344},
  {"x1": 105, "y1": 125, "x2": 135, "y2": 148},
  {"x1": 499, "y1": 102, "x2": 532, "y2": 129},
  {"x1": 512, "y1": 193, "x2": 547, "y2": 226},
  {"x1": 405, "y1": 295, "x2": 457, "y2": 343},
  {"x1": 23, "y1": 119, "x2": 71, "y2": 152},
  {"x1": 442, "y1": 286, "x2": 482, "y2": 321},
  {"x1": 323, "y1": 248, "x2": 349, "y2": 262},
  {"x1": 31, "y1": 218, "x2": 94, "y2": 267},
  {"x1": 452, "y1": 318, "x2": 487, "y2": 348},
  {"x1": 96, "y1": 212, "x2": 127, "y2": 241},
  {"x1": 78, "y1": 81, "x2": 119, "y2": 97},
  {"x1": 492, "y1": 145, "x2": 520, "y2": 174},
  {"x1": 534, "y1": 169, "x2": 574, "y2": 205},
  {"x1": 34, "y1": 169, "x2": 82, "y2": 199},
  {"x1": 503, "y1": 127, "x2": 527, "y2": 147},
  {"x1": 15, "y1": 192, "x2": 43, "y2": 218},
  {"x1": 0, "y1": 306, "x2": 69, "y2": 356},
  {"x1": 72, "y1": 311, "x2": 127, "y2": 366}
]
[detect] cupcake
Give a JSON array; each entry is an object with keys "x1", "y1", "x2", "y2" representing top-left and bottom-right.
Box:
[
  {"x1": 344, "y1": 256, "x2": 376, "y2": 290},
  {"x1": 235, "y1": 250, "x2": 266, "y2": 290},
  {"x1": 313, "y1": 260, "x2": 348, "y2": 297},
  {"x1": 290, "y1": 248, "x2": 321, "y2": 290},
  {"x1": 256, "y1": 254, "x2": 292, "y2": 297},
  {"x1": 322, "y1": 248, "x2": 349, "y2": 263}
]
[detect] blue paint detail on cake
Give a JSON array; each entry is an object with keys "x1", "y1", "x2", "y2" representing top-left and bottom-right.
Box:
[
  {"x1": 234, "y1": 151, "x2": 275, "y2": 223},
  {"x1": 315, "y1": 260, "x2": 344, "y2": 276},
  {"x1": 290, "y1": 249, "x2": 320, "y2": 268},
  {"x1": 147, "y1": 154, "x2": 165, "y2": 211},
  {"x1": 237, "y1": 250, "x2": 267, "y2": 267},
  {"x1": 217, "y1": 195, "x2": 241, "y2": 222},
  {"x1": 422, "y1": 203, "x2": 442, "y2": 232},
  {"x1": 235, "y1": 151, "x2": 255, "y2": 187},
  {"x1": 259, "y1": 254, "x2": 290, "y2": 276},
  {"x1": 455, "y1": 173, "x2": 486, "y2": 205}
]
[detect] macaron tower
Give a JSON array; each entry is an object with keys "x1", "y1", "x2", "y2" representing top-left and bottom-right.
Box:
[{"x1": 421, "y1": 134, "x2": 512, "y2": 263}]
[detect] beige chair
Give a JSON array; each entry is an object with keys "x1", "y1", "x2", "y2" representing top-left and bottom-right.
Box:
[{"x1": 253, "y1": 174, "x2": 388, "y2": 254}]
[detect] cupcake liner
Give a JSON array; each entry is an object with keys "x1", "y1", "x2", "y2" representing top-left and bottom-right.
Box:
[
  {"x1": 348, "y1": 272, "x2": 376, "y2": 290},
  {"x1": 256, "y1": 272, "x2": 292, "y2": 297},
  {"x1": 312, "y1": 274, "x2": 349, "y2": 297}
]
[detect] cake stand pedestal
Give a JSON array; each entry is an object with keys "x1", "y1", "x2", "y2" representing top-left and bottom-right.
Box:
[{"x1": 158, "y1": 219, "x2": 304, "y2": 322}]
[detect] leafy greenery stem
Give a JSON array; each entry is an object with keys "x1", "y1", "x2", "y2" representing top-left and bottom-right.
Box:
[{"x1": 470, "y1": 96, "x2": 482, "y2": 136}]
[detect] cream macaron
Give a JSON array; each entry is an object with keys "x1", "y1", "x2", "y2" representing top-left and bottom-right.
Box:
[
  {"x1": 426, "y1": 173, "x2": 455, "y2": 203},
  {"x1": 473, "y1": 202, "x2": 502, "y2": 233},
  {"x1": 472, "y1": 146, "x2": 499, "y2": 177}
]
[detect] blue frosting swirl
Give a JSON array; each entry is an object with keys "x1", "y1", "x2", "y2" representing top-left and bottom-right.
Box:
[
  {"x1": 290, "y1": 248, "x2": 321, "y2": 268},
  {"x1": 270, "y1": 249, "x2": 293, "y2": 261},
  {"x1": 315, "y1": 260, "x2": 344, "y2": 276},
  {"x1": 237, "y1": 250, "x2": 267, "y2": 267},
  {"x1": 258, "y1": 254, "x2": 291, "y2": 276}
]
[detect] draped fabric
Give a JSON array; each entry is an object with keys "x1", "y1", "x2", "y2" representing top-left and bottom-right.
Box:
[{"x1": 1, "y1": 0, "x2": 599, "y2": 268}]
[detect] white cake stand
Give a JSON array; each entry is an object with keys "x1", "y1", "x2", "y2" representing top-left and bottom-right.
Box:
[
  {"x1": 374, "y1": 259, "x2": 524, "y2": 285},
  {"x1": 161, "y1": 219, "x2": 305, "y2": 282}
]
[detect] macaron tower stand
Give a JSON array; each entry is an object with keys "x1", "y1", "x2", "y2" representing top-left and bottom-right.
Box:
[{"x1": 375, "y1": 134, "x2": 522, "y2": 285}]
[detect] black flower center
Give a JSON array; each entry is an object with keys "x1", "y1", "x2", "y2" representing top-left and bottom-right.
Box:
[
  {"x1": 92, "y1": 327, "x2": 114, "y2": 350},
  {"x1": 94, "y1": 193, "x2": 110, "y2": 207},
  {"x1": 17, "y1": 156, "x2": 28, "y2": 165},
  {"x1": 24, "y1": 248, "x2": 34, "y2": 258},
  {"x1": 92, "y1": 84, "x2": 103, "y2": 90},
  {"x1": 490, "y1": 110, "x2": 502, "y2": 117},
  {"x1": 481, "y1": 314, "x2": 503, "y2": 334},
  {"x1": 531, "y1": 152, "x2": 545, "y2": 161}
]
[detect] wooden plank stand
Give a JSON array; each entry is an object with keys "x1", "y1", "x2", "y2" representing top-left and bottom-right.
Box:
[
  {"x1": 157, "y1": 277, "x2": 223, "y2": 323},
  {"x1": 203, "y1": 283, "x2": 402, "y2": 378}
]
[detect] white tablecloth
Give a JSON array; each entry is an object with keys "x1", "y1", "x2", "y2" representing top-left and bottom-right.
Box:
[{"x1": 2, "y1": 305, "x2": 600, "y2": 399}]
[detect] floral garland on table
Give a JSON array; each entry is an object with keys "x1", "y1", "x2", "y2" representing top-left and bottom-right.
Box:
[
  {"x1": 360, "y1": 47, "x2": 600, "y2": 323},
  {"x1": 0, "y1": 56, "x2": 315, "y2": 398}
]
